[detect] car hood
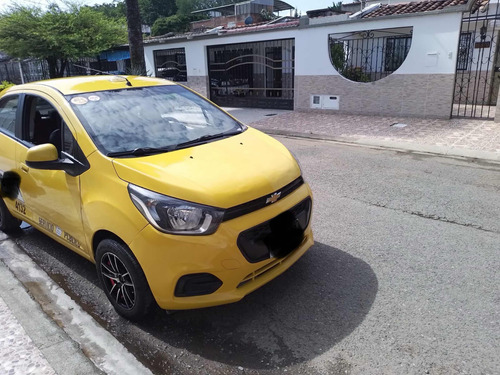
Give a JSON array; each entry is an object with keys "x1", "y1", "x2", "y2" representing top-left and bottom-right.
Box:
[{"x1": 111, "y1": 128, "x2": 301, "y2": 208}]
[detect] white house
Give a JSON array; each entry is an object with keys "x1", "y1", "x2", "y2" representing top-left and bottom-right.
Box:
[{"x1": 143, "y1": 0, "x2": 499, "y2": 120}]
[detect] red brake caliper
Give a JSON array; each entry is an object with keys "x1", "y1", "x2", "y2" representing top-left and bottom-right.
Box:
[{"x1": 108, "y1": 261, "x2": 115, "y2": 286}]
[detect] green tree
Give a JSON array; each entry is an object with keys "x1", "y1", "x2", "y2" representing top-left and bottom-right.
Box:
[
  {"x1": 151, "y1": 14, "x2": 192, "y2": 35},
  {"x1": 329, "y1": 2, "x2": 344, "y2": 13},
  {"x1": 0, "y1": 4, "x2": 127, "y2": 78},
  {"x1": 176, "y1": 0, "x2": 238, "y2": 15},
  {"x1": 90, "y1": 1, "x2": 127, "y2": 19},
  {"x1": 176, "y1": 0, "x2": 197, "y2": 15},
  {"x1": 139, "y1": 0, "x2": 177, "y2": 26}
]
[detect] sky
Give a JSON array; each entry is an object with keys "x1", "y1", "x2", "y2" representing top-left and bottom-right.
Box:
[{"x1": 0, "y1": 0, "x2": 336, "y2": 16}]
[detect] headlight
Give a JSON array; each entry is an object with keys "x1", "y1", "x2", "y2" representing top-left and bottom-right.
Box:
[{"x1": 128, "y1": 184, "x2": 224, "y2": 235}]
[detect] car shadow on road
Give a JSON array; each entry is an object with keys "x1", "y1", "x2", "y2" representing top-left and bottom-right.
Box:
[
  {"x1": 10, "y1": 228, "x2": 378, "y2": 371},
  {"x1": 139, "y1": 241, "x2": 378, "y2": 369}
]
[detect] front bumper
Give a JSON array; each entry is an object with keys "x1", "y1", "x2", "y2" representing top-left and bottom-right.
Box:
[{"x1": 128, "y1": 183, "x2": 314, "y2": 310}]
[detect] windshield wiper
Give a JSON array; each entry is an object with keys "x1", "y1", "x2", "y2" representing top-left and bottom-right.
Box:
[
  {"x1": 107, "y1": 128, "x2": 245, "y2": 157},
  {"x1": 107, "y1": 146, "x2": 174, "y2": 157},
  {"x1": 174, "y1": 129, "x2": 244, "y2": 150}
]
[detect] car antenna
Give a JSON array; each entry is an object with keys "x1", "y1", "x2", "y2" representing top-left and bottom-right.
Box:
[{"x1": 71, "y1": 64, "x2": 133, "y2": 86}]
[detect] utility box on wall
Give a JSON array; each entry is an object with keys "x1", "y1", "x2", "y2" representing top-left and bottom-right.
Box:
[
  {"x1": 310, "y1": 95, "x2": 340, "y2": 110},
  {"x1": 310, "y1": 95, "x2": 322, "y2": 108},
  {"x1": 322, "y1": 95, "x2": 339, "y2": 109}
]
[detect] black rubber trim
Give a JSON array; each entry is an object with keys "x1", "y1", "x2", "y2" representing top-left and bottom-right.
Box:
[
  {"x1": 174, "y1": 273, "x2": 223, "y2": 297},
  {"x1": 223, "y1": 176, "x2": 304, "y2": 222}
]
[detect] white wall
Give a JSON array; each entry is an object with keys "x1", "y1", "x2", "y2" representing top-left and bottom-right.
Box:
[
  {"x1": 144, "y1": 11, "x2": 463, "y2": 78},
  {"x1": 295, "y1": 12, "x2": 463, "y2": 76},
  {"x1": 144, "y1": 29, "x2": 298, "y2": 78}
]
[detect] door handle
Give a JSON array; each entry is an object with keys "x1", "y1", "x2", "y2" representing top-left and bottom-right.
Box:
[{"x1": 20, "y1": 163, "x2": 29, "y2": 173}]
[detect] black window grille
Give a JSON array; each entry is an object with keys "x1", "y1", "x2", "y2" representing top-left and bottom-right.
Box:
[
  {"x1": 207, "y1": 39, "x2": 295, "y2": 109},
  {"x1": 457, "y1": 32, "x2": 472, "y2": 71},
  {"x1": 385, "y1": 37, "x2": 412, "y2": 72},
  {"x1": 154, "y1": 48, "x2": 187, "y2": 82},
  {"x1": 329, "y1": 27, "x2": 413, "y2": 83}
]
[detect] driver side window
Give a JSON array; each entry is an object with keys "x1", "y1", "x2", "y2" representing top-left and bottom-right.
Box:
[
  {"x1": 24, "y1": 96, "x2": 62, "y2": 147},
  {"x1": 23, "y1": 96, "x2": 76, "y2": 157}
]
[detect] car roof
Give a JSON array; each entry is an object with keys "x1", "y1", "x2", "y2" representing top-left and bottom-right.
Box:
[{"x1": 14, "y1": 75, "x2": 176, "y2": 96}]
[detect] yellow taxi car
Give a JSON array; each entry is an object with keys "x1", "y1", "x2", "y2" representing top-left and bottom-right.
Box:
[{"x1": 0, "y1": 76, "x2": 313, "y2": 321}]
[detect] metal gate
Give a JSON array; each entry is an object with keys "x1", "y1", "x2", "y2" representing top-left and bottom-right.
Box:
[
  {"x1": 453, "y1": 2, "x2": 500, "y2": 119},
  {"x1": 207, "y1": 39, "x2": 295, "y2": 109}
]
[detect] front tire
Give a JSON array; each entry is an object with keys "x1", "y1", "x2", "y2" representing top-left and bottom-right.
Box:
[
  {"x1": 96, "y1": 239, "x2": 155, "y2": 321},
  {"x1": 0, "y1": 198, "x2": 21, "y2": 232}
]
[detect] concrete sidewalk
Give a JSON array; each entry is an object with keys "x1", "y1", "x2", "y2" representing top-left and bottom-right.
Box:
[
  {"x1": 0, "y1": 231, "x2": 99, "y2": 375},
  {"x1": 0, "y1": 232, "x2": 152, "y2": 375},
  {"x1": 225, "y1": 108, "x2": 500, "y2": 162}
]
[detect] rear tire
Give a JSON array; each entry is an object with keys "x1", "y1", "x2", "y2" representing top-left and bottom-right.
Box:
[
  {"x1": 96, "y1": 239, "x2": 155, "y2": 321},
  {"x1": 0, "y1": 198, "x2": 21, "y2": 232}
]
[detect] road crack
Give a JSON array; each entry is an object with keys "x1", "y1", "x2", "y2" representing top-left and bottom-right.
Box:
[{"x1": 344, "y1": 196, "x2": 498, "y2": 234}]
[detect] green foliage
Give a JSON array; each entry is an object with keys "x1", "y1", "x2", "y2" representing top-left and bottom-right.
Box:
[
  {"x1": 90, "y1": 1, "x2": 127, "y2": 19},
  {"x1": 151, "y1": 14, "x2": 192, "y2": 35},
  {"x1": 176, "y1": 0, "x2": 238, "y2": 15},
  {"x1": 0, "y1": 3, "x2": 127, "y2": 78},
  {"x1": 341, "y1": 67, "x2": 371, "y2": 82},
  {"x1": 139, "y1": 0, "x2": 177, "y2": 25},
  {"x1": 330, "y1": 42, "x2": 370, "y2": 82},
  {"x1": 260, "y1": 9, "x2": 277, "y2": 21},
  {"x1": 329, "y1": 1, "x2": 343, "y2": 12},
  {"x1": 176, "y1": 0, "x2": 197, "y2": 15},
  {"x1": 330, "y1": 42, "x2": 345, "y2": 72},
  {"x1": 0, "y1": 81, "x2": 15, "y2": 92}
]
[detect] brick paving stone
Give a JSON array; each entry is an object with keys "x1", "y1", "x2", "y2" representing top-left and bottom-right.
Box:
[{"x1": 250, "y1": 112, "x2": 500, "y2": 155}]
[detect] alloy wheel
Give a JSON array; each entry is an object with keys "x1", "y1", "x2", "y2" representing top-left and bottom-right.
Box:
[{"x1": 100, "y1": 252, "x2": 136, "y2": 310}]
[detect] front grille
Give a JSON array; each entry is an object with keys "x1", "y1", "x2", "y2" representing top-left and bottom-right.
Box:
[
  {"x1": 223, "y1": 176, "x2": 304, "y2": 222},
  {"x1": 236, "y1": 197, "x2": 312, "y2": 263}
]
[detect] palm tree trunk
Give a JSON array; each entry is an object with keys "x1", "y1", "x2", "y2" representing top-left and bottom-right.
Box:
[{"x1": 125, "y1": 0, "x2": 146, "y2": 75}]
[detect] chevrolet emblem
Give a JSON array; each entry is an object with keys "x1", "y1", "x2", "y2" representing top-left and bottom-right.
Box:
[{"x1": 266, "y1": 192, "x2": 281, "y2": 204}]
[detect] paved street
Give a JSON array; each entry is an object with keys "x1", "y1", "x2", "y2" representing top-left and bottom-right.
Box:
[{"x1": 2, "y1": 136, "x2": 498, "y2": 374}]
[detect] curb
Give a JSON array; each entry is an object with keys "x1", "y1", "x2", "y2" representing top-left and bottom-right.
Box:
[
  {"x1": 0, "y1": 235, "x2": 152, "y2": 375},
  {"x1": 259, "y1": 128, "x2": 500, "y2": 164}
]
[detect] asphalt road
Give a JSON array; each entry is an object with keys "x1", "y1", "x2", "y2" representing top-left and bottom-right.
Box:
[{"x1": 9, "y1": 136, "x2": 500, "y2": 374}]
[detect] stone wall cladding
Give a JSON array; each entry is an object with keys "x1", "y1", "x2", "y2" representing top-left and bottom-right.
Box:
[
  {"x1": 186, "y1": 76, "x2": 209, "y2": 98},
  {"x1": 295, "y1": 74, "x2": 455, "y2": 119}
]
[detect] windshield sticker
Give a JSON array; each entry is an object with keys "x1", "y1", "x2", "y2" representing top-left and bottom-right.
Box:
[
  {"x1": 88, "y1": 95, "x2": 100, "y2": 102},
  {"x1": 71, "y1": 97, "x2": 89, "y2": 105}
]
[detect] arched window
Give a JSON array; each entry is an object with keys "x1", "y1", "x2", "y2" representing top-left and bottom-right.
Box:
[{"x1": 329, "y1": 27, "x2": 413, "y2": 82}]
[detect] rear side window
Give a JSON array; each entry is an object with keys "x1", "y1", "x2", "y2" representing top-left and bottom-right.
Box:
[{"x1": 0, "y1": 96, "x2": 19, "y2": 136}]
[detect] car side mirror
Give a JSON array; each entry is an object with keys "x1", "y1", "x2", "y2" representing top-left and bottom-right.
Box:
[
  {"x1": 26, "y1": 144, "x2": 59, "y2": 164},
  {"x1": 25, "y1": 143, "x2": 86, "y2": 177}
]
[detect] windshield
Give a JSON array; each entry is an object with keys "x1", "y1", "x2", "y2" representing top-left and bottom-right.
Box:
[{"x1": 67, "y1": 85, "x2": 245, "y2": 156}]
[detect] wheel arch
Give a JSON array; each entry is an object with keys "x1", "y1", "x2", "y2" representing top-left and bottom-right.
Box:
[{"x1": 91, "y1": 230, "x2": 128, "y2": 262}]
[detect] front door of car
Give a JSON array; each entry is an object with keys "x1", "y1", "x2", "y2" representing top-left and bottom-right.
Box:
[
  {"x1": 15, "y1": 92, "x2": 89, "y2": 257},
  {"x1": 0, "y1": 94, "x2": 21, "y2": 215}
]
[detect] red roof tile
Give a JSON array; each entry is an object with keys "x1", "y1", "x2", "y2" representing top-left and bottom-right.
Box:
[{"x1": 361, "y1": 0, "x2": 470, "y2": 18}]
